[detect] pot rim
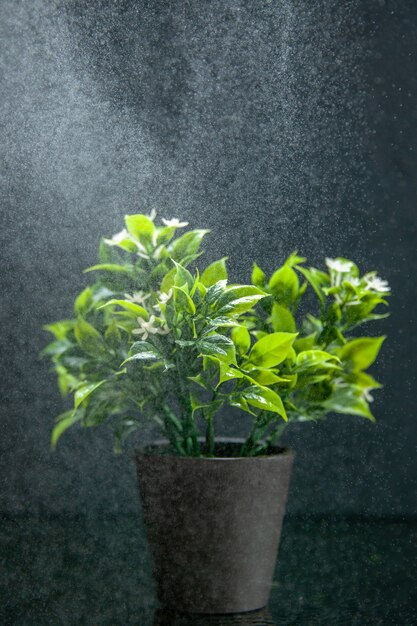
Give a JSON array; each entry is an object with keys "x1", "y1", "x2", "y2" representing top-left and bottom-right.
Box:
[{"x1": 135, "y1": 437, "x2": 294, "y2": 461}]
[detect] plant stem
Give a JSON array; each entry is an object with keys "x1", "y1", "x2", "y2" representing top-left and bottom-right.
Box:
[
  {"x1": 249, "y1": 421, "x2": 288, "y2": 456},
  {"x1": 206, "y1": 414, "x2": 215, "y2": 456},
  {"x1": 239, "y1": 411, "x2": 270, "y2": 456}
]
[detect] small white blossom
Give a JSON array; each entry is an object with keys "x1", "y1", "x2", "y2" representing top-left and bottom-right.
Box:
[
  {"x1": 104, "y1": 228, "x2": 131, "y2": 246},
  {"x1": 325, "y1": 258, "x2": 354, "y2": 273},
  {"x1": 345, "y1": 298, "x2": 362, "y2": 307},
  {"x1": 162, "y1": 217, "x2": 189, "y2": 228},
  {"x1": 124, "y1": 291, "x2": 150, "y2": 305},
  {"x1": 159, "y1": 288, "x2": 173, "y2": 304},
  {"x1": 147, "y1": 209, "x2": 157, "y2": 221},
  {"x1": 364, "y1": 275, "x2": 390, "y2": 293},
  {"x1": 132, "y1": 315, "x2": 170, "y2": 340},
  {"x1": 153, "y1": 288, "x2": 173, "y2": 311},
  {"x1": 347, "y1": 277, "x2": 361, "y2": 287},
  {"x1": 363, "y1": 388, "x2": 374, "y2": 403}
]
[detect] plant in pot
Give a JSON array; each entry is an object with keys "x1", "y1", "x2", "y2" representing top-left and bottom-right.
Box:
[{"x1": 43, "y1": 212, "x2": 390, "y2": 614}]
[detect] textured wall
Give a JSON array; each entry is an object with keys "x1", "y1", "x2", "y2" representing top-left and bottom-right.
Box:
[{"x1": 1, "y1": 0, "x2": 416, "y2": 518}]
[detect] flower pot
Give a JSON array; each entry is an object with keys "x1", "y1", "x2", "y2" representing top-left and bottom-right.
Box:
[{"x1": 135, "y1": 438, "x2": 294, "y2": 614}]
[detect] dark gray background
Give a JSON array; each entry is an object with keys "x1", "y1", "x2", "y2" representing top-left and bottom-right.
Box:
[{"x1": 1, "y1": 0, "x2": 416, "y2": 519}]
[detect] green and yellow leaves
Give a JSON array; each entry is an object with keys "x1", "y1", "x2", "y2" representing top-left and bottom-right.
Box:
[
  {"x1": 200, "y1": 258, "x2": 228, "y2": 287},
  {"x1": 269, "y1": 264, "x2": 299, "y2": 307},
  {"x1": 242, "y1": 385, "x2": 287, "y2": 420},
  {"x1": 170, "y1": 229, "x2": 210, "y2": 263},
  {"x1": 121, "y1": 341, "x2": 163, "y2": 365},
  {"x1": 251, "y1": 262, "x2": 266, "y2": 289},
  {"x1": 43, "y1": 211, "x2": 391, "y2": 454},
  {"x1": 74, "y1": 318, "x2": 108, "y2": 357},
  {"x1": 231, "y1": 325, "x2": 251, "y2": 355},
  {"x1": 84, "y1": 263, "x2": 133, "y2": 274},
  {"x1": 323, "y1": 385, "x2": 375, "y2": 421},
  {"x1": 51, "y1": 409, "x2": 85, "y2": 449},
  {"x1": 98, "y1": 299, "x2": 149, "y2": 319},
  {"x1": 270, "y1": 303, "x2": 296, "y2": 333},
  {"x1": 197, "y1": 333, "x2": 236, "y2": 365},
  {"x1": 338, "y1": 337, "x2": 386, "y2": 371},
  {"x1": 214, "y1": 285, "x2": 266, "y2": 316},
  {"x1": 247, "y1": 332, "x2": 297, "y2": 368},
  {"x1": 125, "y1": 213, "x2": 155, "y2": 243},
  {"x1": 74, "y1": 381, "x2": 107, "y2": 409}
]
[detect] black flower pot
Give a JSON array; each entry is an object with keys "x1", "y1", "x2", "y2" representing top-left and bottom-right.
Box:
[{"x1": 136, "y1": 438, "x2": 294, "y2": 614}]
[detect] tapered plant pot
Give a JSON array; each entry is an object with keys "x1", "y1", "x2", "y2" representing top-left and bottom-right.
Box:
[{"x1": 135, "y1": 438, "x2": 294, "y2": 614}]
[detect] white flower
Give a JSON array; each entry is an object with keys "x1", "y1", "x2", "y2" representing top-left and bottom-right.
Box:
[
  {"x1": 153, "y1": 288, "x2": 173, "y2": 311},
  {"x1": 159, "y1": 288, "x2": 173, "y2": 304},
  {"x1": 162, "y1": 217, "x2": 189, "y2": 228},
  {"x1": 325, "y1": 258, "x2": 353, "y2": 273},
  {"x1": 364, "y1": 275, "x2": 390, "y2": 293},
  {"x1": 147, "y1": 209, "x2": 157, "y2": 221},
  {"x1": 124, "y1": 291, "x2": 150, "y2": 305},
  {"x1": 132, "y1": 315, "x2": 170, "y2": 340},
  {"x1": 347, "y1": 277, "x2": 361, "y2": 287},
  {"x1": 103, "y1": 228, "x2": 131, "y2": 246},
  {"x1": 363, "y1": 388, "x2": 374, "y2": 403}
]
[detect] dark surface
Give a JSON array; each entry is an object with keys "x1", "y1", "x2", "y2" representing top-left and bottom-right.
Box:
[
  {"x1": 1, "y1": 515, "x2": 416, "y2": 625},
  {"x1": 1, "y1": 0, "x2": 416, "y2": 519}
]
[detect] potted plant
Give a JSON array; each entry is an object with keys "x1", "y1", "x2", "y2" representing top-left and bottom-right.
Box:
[{"x1": 43, "y1": 212, "x2": 390, "y2": 614}]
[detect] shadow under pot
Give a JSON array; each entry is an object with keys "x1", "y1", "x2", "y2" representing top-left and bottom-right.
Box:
[{"x1": 135, "y1": 438, "x2": 294, "y2": 614}]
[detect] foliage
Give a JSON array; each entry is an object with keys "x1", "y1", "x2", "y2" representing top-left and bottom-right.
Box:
[{"x1": 43, "y1": 214, "x2": 390, "y2": 457}]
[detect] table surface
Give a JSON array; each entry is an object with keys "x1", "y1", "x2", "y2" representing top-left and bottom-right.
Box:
[{"x1": 1, "y1": 516, "x2": 416, "y2": 625}]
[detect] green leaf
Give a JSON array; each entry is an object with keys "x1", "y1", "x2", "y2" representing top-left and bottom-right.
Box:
[
  {"x1": 296, "y1": 350, "x2": 341, "y2": 369},
  {"x1": 215, "y1": 285, "x2": 266, "y2": 316},
  {"x1": 197, "y1": 333, "x2": 236, "y2": 364},
  {"x1": 74, "y1": 287, "x2": 94, "y2": 315},
  {"x1": 51, "y1": 409, "x2": 84, "y2": 448},
  {"x1": 231, "y1": 326, "x2": 251, "y2": 355},
  {"x1": 216, "y1": 361, "x2": 244, "y2": 386},
  {"x1": 200, "y1": 258, "x2": 228, "y2": 287},
  {"x1": 248, "y1": 332, "x2": 298, "y2": 368},
  {"x1": 156, "y1": 226, "x2": 176, "y2": 245},
  {"x1": 296, "y1": 266, "x2": 328, "y2": 305},
  {"x1": 74, "y1": 381, "x2": 107, "y2": 409},
  {"x1": 160, "y1": 267, "x2": 177, "y2": 293},
  {"x1": 252, "y1": 262, "x2": 266, "y2": 288},
  {"x1": 188, "y1": 373, "x2": 209, "y2": 389},
  {"x1": 205, "y1": 279, "x2": 228, "y2": 305},
  {"x1": 84, "y1": 264, "x2": 132, "y2": 274},
  {"x1": 338, "y1": 337, "x2": 386, "y2": 371},
  {"x1": 242, "y1": 385, "x2": 287, "y2": 420},
  {"x1": 43, "y1": 320, "x2": 75, "y2": 340},
  {"x1": 173, "y1": 261, "x2": 194, "y2": 290},
  {"x1": 105, "y1": 320, "x2": 122, "y2": 349},
  {"x1": 98, "y1": 299, "x2": 149, "y2": 319},
  {"x1": 173, "y1": 286, "x2": 196, "y2": 313},
  {"x1": 269, "y1": 265, "x2": 299, "y2": 306},
  {"x1": 216, "y1": 285, "x2": 265, "y2": 309},
  {"x1": 285, "y1": 251, "x2": 306, "y2": 267},
  {"x1": 293, "y1": 334, "x2": 316, "y2": 353},
  {"x1": 41, "y1": 338, "x2": 72, "y2": 357},
  {"x1": 114, "y1": 418, "x2": 140, "y2": 453},
  {"x1": 170, "y1": 229, "x2": 210, "y2": 261},
  {"x1": 190, "y1": 395, "x2": 223, "y2": 418},
  {"x1": 229, "y1": 394, "x2": 256, "y2": 415},
  {"x1": 74, "y1": 318, "x2": 108, "y2": 357},
  {"x1": 323, "y1": 385, "x2": 375, "y2": 421},
  {"x1": 244, "y1": 368, "x2": 287, "y2": 386},
  {"x1": 125, "y1": 213, "x2": 155, "y2": 242},
  {"x1": 122, "y1": 341, "x2": 162, "y2": 364},
  {"x1": 270, "y1": 303, "x2": 296, "y2": 333}
]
